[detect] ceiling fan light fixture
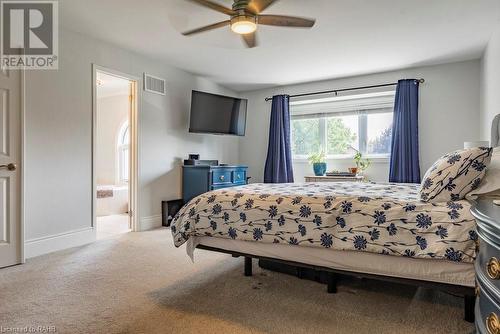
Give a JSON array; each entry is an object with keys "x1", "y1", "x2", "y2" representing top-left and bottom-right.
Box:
[
  {"x1": 230, "y1": 16, "x2": 257, "y2": 34},
  {"x1": 182, "y1": 0, "x2": 315, "y2": 48}
]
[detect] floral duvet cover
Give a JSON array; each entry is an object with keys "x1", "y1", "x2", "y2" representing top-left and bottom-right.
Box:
[{"x1": 171, "y1": 182, "x2": 477, "y2": 263}]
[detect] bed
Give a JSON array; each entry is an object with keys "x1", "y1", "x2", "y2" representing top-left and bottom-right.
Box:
[
  {"x1": 172, "y1": 181, "x2": 478, "y2": 320},
  {"x1": 172, "y1": 126, "x2": 500, "y2": 323},
  {"x1": 174, "y1": 182, "x2": 476, "y2": 263}
]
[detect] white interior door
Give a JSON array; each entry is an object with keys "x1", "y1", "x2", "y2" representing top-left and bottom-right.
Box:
[{"x1": 0, "y1": 68, "x2": 22, "y2": 268}]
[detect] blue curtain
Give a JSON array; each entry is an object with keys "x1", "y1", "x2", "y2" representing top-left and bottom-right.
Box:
[
  {"x1": 264, "y1": 95, "x2": 294, "y2": 183},
  {"x1": 389, "y1": 79, "x2": 421, "y2": 183}
]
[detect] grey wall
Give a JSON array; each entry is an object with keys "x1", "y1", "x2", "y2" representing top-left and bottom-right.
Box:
[
  {"x1": 240, "y1": 60, "x2": 481, "y2": 183},
  {"x1": 480, "y1": 25, "x2": 500, "y2": 142},
  {"x1": 23, "y1": 29, "x2": 485, "y2": 245},
  {"x1": 25, "y1": 29, "x2": 240, "y2": 241}
]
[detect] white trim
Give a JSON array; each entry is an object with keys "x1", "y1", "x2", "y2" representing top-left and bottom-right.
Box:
[
  {"x1": 20, "y1": 67, "x2": 25, "y2": 263},
  {"x1": 25, "y1": 227, "x2": 96, "y2": 258},
  {"x1": 290, "y1": 91, "x2": 396, "y2": 106},
  {"x1": 290, "y1": 93, "x2": 395, "y2": 117},
  {"x1": 139, "y1": 215, "x2": 162, "y2": 231},
  {"x1": 293, "y1": 156, "x2": 390, "y2": 164}
]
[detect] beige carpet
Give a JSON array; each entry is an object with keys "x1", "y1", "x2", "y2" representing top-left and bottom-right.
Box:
[
  {"x1": 96, "y1": 214, "x2": 131, "y2": 240},
  {"x1": 0, "y1": 228, "x2": 474, "y2": 334}
]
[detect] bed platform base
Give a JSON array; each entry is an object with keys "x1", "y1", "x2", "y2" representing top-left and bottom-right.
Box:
[{"x1": 196, "y1": 244, "x2": 475, "y2": 323}]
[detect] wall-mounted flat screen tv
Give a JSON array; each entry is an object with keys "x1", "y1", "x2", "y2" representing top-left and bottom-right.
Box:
[{"x1": 189, "y1": 90, "x2": 247, "y2": 136}]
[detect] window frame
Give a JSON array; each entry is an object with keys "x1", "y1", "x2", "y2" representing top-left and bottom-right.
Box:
[{"x1": 290, "y1": 91, "x2": 395, "y2": 161}]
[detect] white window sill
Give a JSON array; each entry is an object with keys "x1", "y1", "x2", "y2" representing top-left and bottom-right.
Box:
[{"x1": 293, "y1": 156, "x2": 390, "y2": 164}]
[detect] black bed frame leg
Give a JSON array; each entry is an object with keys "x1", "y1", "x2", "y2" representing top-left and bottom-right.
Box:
[
  {"x1": 464, "y1": 294, "x2": 475, "y2": 323},
  {"x1": 327, "y1": 272, "x2": 337, "y2": 294},
  {"x1": 297, "y1": 267, "x2": 305, "y2": 279},
  {"x1": 244, "y1": 257, "x2": 253, "y2": 277}
]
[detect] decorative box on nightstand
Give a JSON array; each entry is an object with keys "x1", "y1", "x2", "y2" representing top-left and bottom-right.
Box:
[
  {"x1": 304, "y1": 175, "x2": 365, "y2": 183},
  {"x1": 471, "y1": 199, "x2": 500, "y2": 334}
]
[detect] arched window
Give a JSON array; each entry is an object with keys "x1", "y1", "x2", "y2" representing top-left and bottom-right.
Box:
[{"x1": 117, "y1": 121, "x2": 129, "y2": 183}]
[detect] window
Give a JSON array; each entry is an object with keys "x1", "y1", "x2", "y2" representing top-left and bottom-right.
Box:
[
  {"x1": 118, "y1": 121, "x2": 129, "y2": 183},
  {"x1": 291, "y1": 92, "x2": 394, "y2": 159},
  {"x1": 366, "y1": 112, "x2": 393, "y2": 155}
]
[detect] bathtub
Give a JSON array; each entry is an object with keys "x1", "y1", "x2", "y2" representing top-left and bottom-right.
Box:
[{"x1": 96, "y1": 185, "x2": 128, "y2": 217}]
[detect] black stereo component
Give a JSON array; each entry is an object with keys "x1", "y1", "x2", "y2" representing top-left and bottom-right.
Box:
[{"x1": 183, "y1": 159, "x2": 219, "y2": 166}]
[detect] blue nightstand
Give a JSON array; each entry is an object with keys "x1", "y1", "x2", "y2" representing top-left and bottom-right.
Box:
[{"x1": 182, "y1": 165, "x2": 248, "y2": 203}]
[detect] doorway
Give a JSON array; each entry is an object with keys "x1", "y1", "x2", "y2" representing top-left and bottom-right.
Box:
[{"x1": 93, "y1": 66, "x2": 138, "y2": 239}]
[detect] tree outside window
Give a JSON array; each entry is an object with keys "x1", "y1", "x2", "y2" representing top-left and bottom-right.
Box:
[{"x1": 291, "y1": 107, "x2": 393, "y2": 159}]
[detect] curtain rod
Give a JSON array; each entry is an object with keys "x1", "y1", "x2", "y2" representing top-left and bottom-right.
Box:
[{"x1": 264, "y1": 78, "x2": 425, "y2": 102}]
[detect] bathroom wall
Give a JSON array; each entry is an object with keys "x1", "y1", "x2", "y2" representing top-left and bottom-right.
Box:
[{"x1": 96, "y1": 94, "x2": 129, "y2": 185}]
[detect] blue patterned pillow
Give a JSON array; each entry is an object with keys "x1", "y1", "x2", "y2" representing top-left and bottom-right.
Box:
[{"x1": 419, "y1": 147, "x2": 493, "y2": 202}]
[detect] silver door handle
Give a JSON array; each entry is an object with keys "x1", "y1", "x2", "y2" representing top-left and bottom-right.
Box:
[{"x1": 0, "y1": 163, "x2": 16, "y2": 171}]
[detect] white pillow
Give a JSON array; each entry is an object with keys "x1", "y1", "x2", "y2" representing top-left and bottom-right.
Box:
[
  {"x1": 419, "y1": 147, "x2": 493, "y2": 202},
  {"x1": 466, "y1": 147, "x2": 500, "y2": 199}
]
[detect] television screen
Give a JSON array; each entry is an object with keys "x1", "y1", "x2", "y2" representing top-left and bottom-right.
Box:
[{"x1": 189, "y1": 90, "x2": 247, "y2": 136}]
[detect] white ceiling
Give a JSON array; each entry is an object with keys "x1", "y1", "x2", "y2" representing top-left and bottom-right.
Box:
[{"x1": 61, "y1": 0, "x2": 500, "y2": 92}]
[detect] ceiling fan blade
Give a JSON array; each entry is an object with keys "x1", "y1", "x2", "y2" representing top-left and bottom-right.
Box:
[
  {"x1": 246, "y1": 0, "x2": 277, "y2": 14},
  {"x1": 186, "y1": 0, "x2": 235, "y2": 16},
  {"x1": 182, "y1": 20, "x2": 231, "y2": 36},
  {"x1": 242, "y1": 32, "x2": 257, "y2": 48},
  {"x1": 258, "y1": 15, "x2": 315, "y2": 28}
]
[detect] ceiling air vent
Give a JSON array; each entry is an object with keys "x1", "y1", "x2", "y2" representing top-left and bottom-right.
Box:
[{"x1": 144, "y1": 73, "x2": 166, "y2": 95}]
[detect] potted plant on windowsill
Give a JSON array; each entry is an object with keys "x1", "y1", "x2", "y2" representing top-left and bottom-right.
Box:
[
  {"x1": 308, "y1": 151, "x2": 327, "y2": 176},
  {"x1": 352, "y1": 148, "x2": 371, "y2": 176}
]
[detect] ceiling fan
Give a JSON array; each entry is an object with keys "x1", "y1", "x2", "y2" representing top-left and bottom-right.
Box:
[{"x1": 182, "y1": 0, "x2": 316, "y2": 48}]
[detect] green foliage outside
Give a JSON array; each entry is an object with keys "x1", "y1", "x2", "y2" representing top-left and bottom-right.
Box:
[
  {"x1": 291, "y1": 118, "x2": 357, "y2": 156},
  {"x1": 291, "y1": 119, "x2": 321, "y2": 155},
  {"x1": 292, "y1": 116, "x2": 392, "y2": 157},
  {"x1": 367, "y1": 127, "x2": 392, "y2": 154},
  {"x1": 326, "y1": 118, "x2": 357, "y2": 155}
]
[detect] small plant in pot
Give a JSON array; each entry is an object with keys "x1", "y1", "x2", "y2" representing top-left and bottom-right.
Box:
[
  {"x1": 308, "y1": 151, "x2": 327, "y2": 176},
  {"x1": 353, "y1": 149, "x2": 371, "y2": 176}
]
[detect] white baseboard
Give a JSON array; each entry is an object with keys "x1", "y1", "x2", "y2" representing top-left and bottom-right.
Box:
[
  {"x1": 140, "y1": 215, "x2": 162, "y2": 231},
  {"x1": 25, "y1": 227, "x2": 96, "y2": 259}
]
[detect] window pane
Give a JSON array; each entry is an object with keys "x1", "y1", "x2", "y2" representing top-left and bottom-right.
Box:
[
  {"x1": 366, "y1": 113, "x2": 392, "y2": 155},
  {"x1": 122, "y1": 147, "x2": 129, "y2": 181},
  {"x1": 326, "y1": 115, "x2": 358, "y2": 155},
  {"x1": 291, "y1": 118, "x2": 321, "y2": 156},
  {"x1": 122, "y1": 126, "x2": 130, "y2": 145}
]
